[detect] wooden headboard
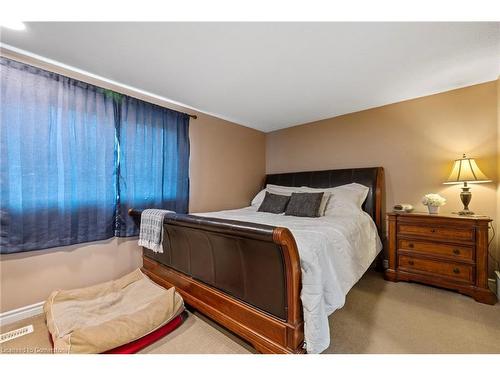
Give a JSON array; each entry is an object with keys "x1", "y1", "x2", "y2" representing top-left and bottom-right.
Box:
[{"x1": 264, "y1": 167, "x2": 385, "y2": 234}]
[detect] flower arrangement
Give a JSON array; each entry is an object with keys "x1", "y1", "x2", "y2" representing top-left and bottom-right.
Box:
[
  {"x1": 422, "y1": 193, "x2": 446, "y2": 207},
  {"x1": 422, "y1": 193, "x2": 446, "y2": 214}
]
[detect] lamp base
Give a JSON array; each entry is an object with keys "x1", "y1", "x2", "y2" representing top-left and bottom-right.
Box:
[
  {"x1": 457, "y1": 209, "x2": 475, "y2": 216},
  {"x1": 459, "y1": 183, "x2": 473, "y2": 215}
]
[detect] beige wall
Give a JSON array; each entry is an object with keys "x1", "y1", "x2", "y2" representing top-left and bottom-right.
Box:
[
  {"x1": 497, "y1": 78, "x2": 500, "y2": 269},
  {"x1": 0, "y1": 239, "x2": 143, "y2": 313},
  {"x1": 267, "y1": 82, "x2": 499, "y2": 269},
  {"x1": 190, "y1": 113, "x2": 266, "y2": 213},
  {"x1": 0, "y1": 50, "x2": 266, "y2": 313}
]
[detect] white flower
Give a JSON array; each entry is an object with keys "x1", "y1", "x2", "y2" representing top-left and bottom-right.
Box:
[{"x1": 422, "y1": 193, "x2": 446, "y2": 207}]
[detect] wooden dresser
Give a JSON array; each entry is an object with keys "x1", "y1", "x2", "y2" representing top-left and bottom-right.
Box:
[{"x1": 385, "y1": 212, "x2": 497, "y2": 305}]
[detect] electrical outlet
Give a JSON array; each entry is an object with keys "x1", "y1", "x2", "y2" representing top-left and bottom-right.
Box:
[{"x1": 383, "y1": 259, "x2": 389, "y2": 269}]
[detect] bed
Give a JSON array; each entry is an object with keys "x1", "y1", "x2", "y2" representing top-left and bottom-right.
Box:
[{"x1": 129, "y1": 167, "x2": 384, "y2": 354}]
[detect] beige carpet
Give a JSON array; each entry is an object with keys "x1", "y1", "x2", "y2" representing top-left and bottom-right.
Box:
[
  {"x1": 1, "y1": 271, "x2": 499, "y2": 354},
  {"x1": 0, "y1": 311, "x2": 254, "y2": 355},
  {"x1": 327, "y1": 271, "x2": 499, "y2": 353}
]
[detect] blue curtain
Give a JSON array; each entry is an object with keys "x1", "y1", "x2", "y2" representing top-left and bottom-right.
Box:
[
  {"x1": 0, "y1": 58, "x2": 117, "y2": 253},
  {"x1": 0, "y1": 57, "x2": 190, "y2": 253},
  {"x1": 115, "y1": 96, "x2": 190, "y2": 237}
]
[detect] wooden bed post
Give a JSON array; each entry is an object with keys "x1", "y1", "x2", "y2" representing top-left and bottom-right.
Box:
[
  {"x1": 273, "y1": 227, "x2": 305, "y2": 353},
  {"x1": 375, "y1": 167, "x2": 385, "y2": 237},
  {"x1": 374, "y1": 167, "x2": 386, "y2": 272}
]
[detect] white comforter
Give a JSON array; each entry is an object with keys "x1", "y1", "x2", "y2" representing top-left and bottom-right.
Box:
[{"x1": 195, "y1": 206, "x2": 382, "y2": 354}]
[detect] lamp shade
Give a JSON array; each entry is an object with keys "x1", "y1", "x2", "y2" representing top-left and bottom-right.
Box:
[{"x1": 444, "y1": 154, "x2": 491, "y2": 184}]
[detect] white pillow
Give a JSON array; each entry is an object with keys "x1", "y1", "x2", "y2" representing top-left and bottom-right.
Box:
[
  {"x1": 266, "y1": 184, "x2": 303, "y2": 194},
  {"x1": 251, "y1": 183, "x2": 369, "y2": 216},
  {"x1": 325, "y1": 183, "x2": 369, "y2": 216},
  {"x1": 299, "y1": 183, "x2": 369, "y2": 216},
  {"x1": 251, "y1": 189, "x2": 267, "y2": 207},
  {"x1": 250, "y1": 184, "x2": 303, "y2": 207}
]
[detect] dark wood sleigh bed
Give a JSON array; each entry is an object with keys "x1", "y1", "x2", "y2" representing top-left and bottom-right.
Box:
[{"x1": 129, "y1": 167, "x2": 384, "y2": 354}]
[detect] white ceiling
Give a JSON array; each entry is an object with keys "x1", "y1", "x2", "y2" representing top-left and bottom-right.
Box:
[{"x1": 1, "y1": 22, "x2": 499, "y2": 132}]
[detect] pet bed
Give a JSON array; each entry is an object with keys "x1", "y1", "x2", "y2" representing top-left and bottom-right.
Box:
[
  {"x1": 104, "y1": 311, "x2": 188, "y2": 354},
  {"x1": 44, "y1": 268, "x2": 184, "y2": 354}
]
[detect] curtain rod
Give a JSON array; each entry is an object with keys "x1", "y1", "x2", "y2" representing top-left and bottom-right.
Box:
[{"x1": 2, "y1": 45, "x2": 201, "y2": 121}]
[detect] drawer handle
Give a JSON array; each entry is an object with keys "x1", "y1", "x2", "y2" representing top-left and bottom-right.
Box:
[
  {"x1": 430, "y1": 228, "x2": 436, "y2": 233},
  {"x1": 452, "y1": 249, "x2": 460, "y2": 255},
  {"x1": 408, "y1": 243, "x2": 414, "y2": 248},
  {"x1": 453, "y1": 268, "x2": 460, "y2": 274},
  {"x1": 408, "y1": 260, "x2": 415, "y2": 266}
]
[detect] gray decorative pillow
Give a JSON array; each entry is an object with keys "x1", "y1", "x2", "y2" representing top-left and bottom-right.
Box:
[
  {"x1": 258, "y1": 192, "x2": 290, "y2": 214},
  {"x1": 285, "y1": 192, "x2": 324, "y2": 217}
]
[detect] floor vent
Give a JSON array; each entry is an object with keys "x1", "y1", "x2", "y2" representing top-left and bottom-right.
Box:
[{"x1": 0, "y1": 325, "x2": 34, "y2": 344}]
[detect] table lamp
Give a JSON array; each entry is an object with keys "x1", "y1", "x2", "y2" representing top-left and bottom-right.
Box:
[{"x1": 443, "y1": 154, "x2": 491, "y2": 215}]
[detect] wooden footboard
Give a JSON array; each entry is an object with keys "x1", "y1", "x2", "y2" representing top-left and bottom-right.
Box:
[{"x1": 129, "y1": 210, "x2": 305, "y2": 354}]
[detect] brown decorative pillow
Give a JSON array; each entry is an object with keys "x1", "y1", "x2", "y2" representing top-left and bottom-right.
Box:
[
  {"x1": 257, "y1": 192, "x2": 291, "y2": 214},
  {"x1": 285, "y1": 192, "x2": 324, "y2": 217}
]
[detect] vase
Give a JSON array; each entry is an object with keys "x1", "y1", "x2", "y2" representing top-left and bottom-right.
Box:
[{"x1": 427, "y1": 205, "x2": 439, "y2": 214}]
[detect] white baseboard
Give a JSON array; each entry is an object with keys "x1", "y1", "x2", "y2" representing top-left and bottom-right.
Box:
[{"x1": 0, "y1": 302, "x2": 44, "y2": 327}]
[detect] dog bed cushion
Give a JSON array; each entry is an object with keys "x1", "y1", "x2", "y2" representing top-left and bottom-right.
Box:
[{"x1": 44, "y1": 268, "x2": 184, "y2": 354}]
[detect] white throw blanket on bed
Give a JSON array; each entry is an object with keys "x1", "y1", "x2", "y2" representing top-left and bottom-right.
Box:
[
  {"x1": 138, "y1": 209, "x2": 173, "y2": 253},
  {"x1": 195, "y1": 206, "x2": 382, "y2": 354}
]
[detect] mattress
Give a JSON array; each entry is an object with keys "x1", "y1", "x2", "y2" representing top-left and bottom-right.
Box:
[{"x1": 195, "y1": 205, "x2": 382, "y2": 353}]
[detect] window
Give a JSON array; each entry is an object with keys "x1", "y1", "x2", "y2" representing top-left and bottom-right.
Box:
[{"x1": 0, "y1": 58, "x2": 189, "y2": 254}]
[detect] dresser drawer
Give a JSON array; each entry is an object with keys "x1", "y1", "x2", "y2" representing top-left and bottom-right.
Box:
[
  {"x1": 398, "y1": 223, "x2": 474, "y2": 242},
  {"x1": 398, "y1": 255, "x2": 473, "y2": 283},
  {"x1": 398, "y1": 239, "x2": 473, "y2": 261}
]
